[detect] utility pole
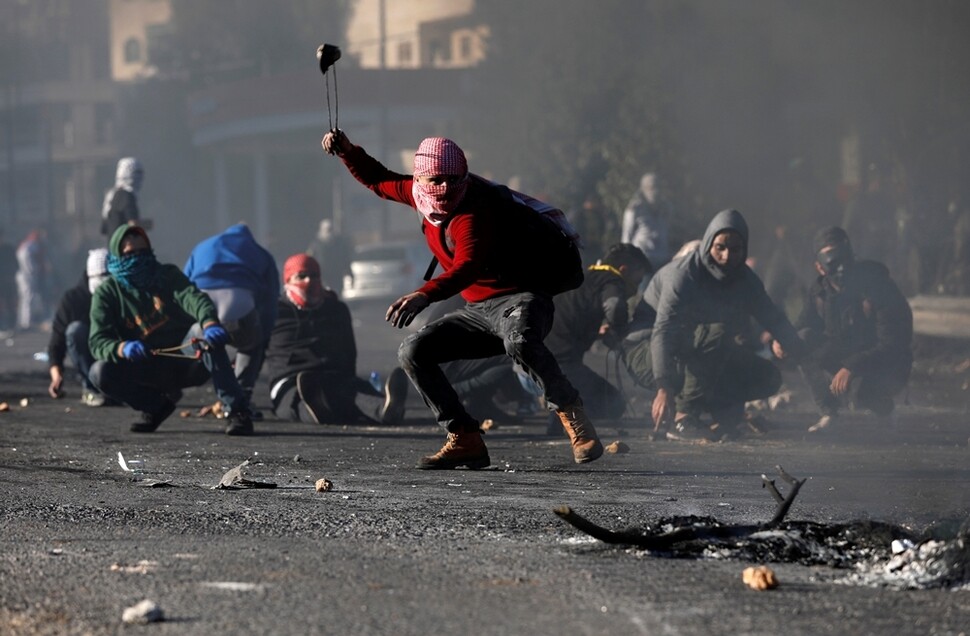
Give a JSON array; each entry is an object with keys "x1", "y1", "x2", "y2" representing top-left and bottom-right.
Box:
[{"x1": 378, "y1": 0, "x2": 390, "y2": 241}]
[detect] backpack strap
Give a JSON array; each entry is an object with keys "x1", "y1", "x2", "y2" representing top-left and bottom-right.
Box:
[{"x1": 423, "y1": 256, "x2": 438, "y2": 281}]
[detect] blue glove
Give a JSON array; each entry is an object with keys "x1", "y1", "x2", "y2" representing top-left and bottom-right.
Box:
[
  {"x1": 203, "y1": 324, "x2": 230, "y2": 347},
  {"x1": 122, "y1": 340, "x2": 148, "y2": 361}
]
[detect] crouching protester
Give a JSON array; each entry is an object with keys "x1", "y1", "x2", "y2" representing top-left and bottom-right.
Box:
[
  {"x1": 323, "y1": 129, "x2": 603, "y2": 469},
  {"x1": 47, "y1": 248, "x2": 111, "y2": 406},
  {"x1": 623, "y1": 209, "x2": 805, "y2": 441},
  {"x1": 776, "y1": 226, "x2": 912, "y2": 433},
  {"x1": 184, "y1": 222, "x2": 280, "y2": 403},
  {"x1": 265, "y1": 254, "x2": 390, "y2": 425},
  {"x1": 546, "y1": 243, "x2": 652, "y2": 423},
  {"x1": 88, "y1": 225, "x2": 255, "y2": 435}
]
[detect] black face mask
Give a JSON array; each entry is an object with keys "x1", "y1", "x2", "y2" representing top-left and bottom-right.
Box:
[{"x1": 818, "y1": 245, "x2": 852, "y2": 285}]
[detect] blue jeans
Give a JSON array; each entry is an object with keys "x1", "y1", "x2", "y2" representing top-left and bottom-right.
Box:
[
  {"x1": 65, "y1": 320, "x2": 96, "y2": 392},
  {"x1": 89, "y1": 327, "x2": 250, "y2": 417},
  {"x1": 398, "y1": 292, "x2": 578, "y2": 433},
  {"x1": 228, "y1": 309, "x2": 265, "y2": 396}
]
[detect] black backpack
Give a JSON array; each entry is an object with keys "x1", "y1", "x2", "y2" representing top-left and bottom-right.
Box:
[{"x1": 423, "y1": 176, "x2": 584, "y2": 296}]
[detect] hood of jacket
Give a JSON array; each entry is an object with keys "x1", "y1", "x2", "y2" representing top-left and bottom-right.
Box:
[
  {"x1": 697, "y1": 208, "x2": 748, "y2": 282},
  {"x1": 115, "y1": 157, "x2": 143, "y2": 193},
  {"x1": 108, "y1": 224, "x2": 151, "y2": 257}
]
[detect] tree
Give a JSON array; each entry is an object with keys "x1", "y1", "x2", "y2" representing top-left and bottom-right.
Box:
[{"x1": 464, "y1": 0, "x2": 690, "y2": 226}]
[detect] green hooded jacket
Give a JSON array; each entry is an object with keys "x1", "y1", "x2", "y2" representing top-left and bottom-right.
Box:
[{"x1": 89, "y1": 225, "x2": 219, "y2": 363}]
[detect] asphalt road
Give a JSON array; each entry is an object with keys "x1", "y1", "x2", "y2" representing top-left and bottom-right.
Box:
[{"x1": 1, "y1": 301, "x2": 968, "y2": 635}]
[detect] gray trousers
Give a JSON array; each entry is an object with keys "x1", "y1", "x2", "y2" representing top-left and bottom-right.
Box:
[{"x1": 624, "y1": 323, "x2": 782, "y2": 422}]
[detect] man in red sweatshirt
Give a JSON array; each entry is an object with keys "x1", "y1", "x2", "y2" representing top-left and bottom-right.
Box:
[{"x1": 323, "y1": 130, "x2": 602, "y2": 469}]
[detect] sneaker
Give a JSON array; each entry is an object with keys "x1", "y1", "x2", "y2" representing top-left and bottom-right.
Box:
[
  {"x1": 225, "y1": 411, "x2": 254, "y2": 436},
  {"x1": 808, "y1": 414, "x2": 835, "y2": 433},
  {"x1": 380, "y1": 367, "x2": 409, "y2": 426},
  {"x1": 555, "y1": 402, "x2": 603, "y2": 464},
  {"x1": 417, "y1": 431, "x2": 490, "y2": 470},
  {"x1": 296, "y1": 371, "x2": 329, "y2": 424},
  {"x1": 130, "y1": 400, "x2": 176, "y2": 433},
  {"x1": 665, "y1": 414, "x2": 709, "y2": 442},
  {"x1": 81, "y1": 391, "x2": 106, "y2": 407}
]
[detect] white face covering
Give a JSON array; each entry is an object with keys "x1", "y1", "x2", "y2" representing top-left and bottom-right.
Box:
[
  {"x1": 88, "y1": 275, "x2": 109, "y2": 295},
  {"x1": 86, "y1": 248, "x2": 109, "y2": 294}
]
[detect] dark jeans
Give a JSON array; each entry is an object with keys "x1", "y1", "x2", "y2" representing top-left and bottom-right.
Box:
[
  {"x1": 270, "y1": 370, "x2": 365, "y2": 424},
  {"x1": 624, "y1": 323, "x2": 782, "y2": 422},
  {"x1": 225, "y1": 307, "x2": 265, "y2": 396},
  {"x1": 797, "y1": 328, "x2": 911, "y2": 416},
  {"x1": 399, "y1": 292, "x2": 579, "y2": 433},
  {"x1": 89, "y1": 336, "x2": 249, "y2": 417},
  {"x1": 558, "y1": 360, "x2": 626, "y2": 420},
  {"x1": 65, "y1": 320, "x2": 96, "y2": 392},
  {"x1": 445, "y1": 356, "x2": 517, "y2": 400}
]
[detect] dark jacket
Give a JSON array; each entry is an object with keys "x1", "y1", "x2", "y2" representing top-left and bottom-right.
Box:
[
  {"x1": 47, "y1": 274, "x2": 91, "y2": 368},
  {"x1": 547, "y1": 266, "x2": 630, "y2": 363},
  {"x1": 100, "y1": 188, "x2": 139, "y2": 237},
  {"x1": 644, "y1": 209, "x2": 802, "y2": 389},
  {"x1": 264, "y1": 294, "x2": 357, "y2": 385},
  {"x1": 796, "y1": 260, "x2": 913, "y2": 376}
]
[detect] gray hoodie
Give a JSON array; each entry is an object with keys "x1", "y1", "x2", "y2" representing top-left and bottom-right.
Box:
[{"x1": 643, "y1": 209, "x2": 801, "y2": 389}]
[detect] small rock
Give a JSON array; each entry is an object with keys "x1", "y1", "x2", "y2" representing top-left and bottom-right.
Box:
[
  {"x1": 19, "y1": 397, "x2": 29, "y2": 408},
  {"x1": 481, "y1": 418, "x2": 497, "y2": 431},
  {"x1": 605, "y1": 441, "x2": 629, "y2": 454},
  {"x1": 742, "y1": 566, "x2": 778, "y2": 590},
  {"x1": 315, "y1": 478, "x2": 333, "y2": 492},
  {"x1": 179, "y1": 410, "x2": 192, "y2": 418},
  {"x1": 0, "y1": 402, "x2": 8, "y2": 412},
  {"x1": 122, "y1": 599, "x2": 164, "y2": 624}
]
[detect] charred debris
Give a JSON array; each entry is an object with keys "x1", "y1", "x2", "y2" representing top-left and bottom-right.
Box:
[{"x1": 555, "y1": 466, "x2": 970, "y2": 590}]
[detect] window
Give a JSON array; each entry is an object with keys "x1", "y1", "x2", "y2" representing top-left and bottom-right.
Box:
[
  {"x1": 397, "y1": 41, "x2": 412, "y2": 65},
  {"x1": 459, "y1": 35, "x2": 472, "y2": 61},
  {"x1": 123, "y1": 37, "x2": 142, "y2": 63}
]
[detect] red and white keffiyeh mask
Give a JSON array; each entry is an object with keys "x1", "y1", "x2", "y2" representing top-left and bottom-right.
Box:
[
  {"x1": 412, "y1": 137, "x2": 469, "y2": 226},
  {"x1": 283, "y1": 254, "x2": 325, "y2": 309}
]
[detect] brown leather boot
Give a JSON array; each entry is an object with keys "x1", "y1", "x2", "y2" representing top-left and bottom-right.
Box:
[
  {"x1": 416, "y1": 431, "x2": 490, "y2": 470},
  {"x1": 556, "y1": 402, "x2": 603, "y2": 464}
]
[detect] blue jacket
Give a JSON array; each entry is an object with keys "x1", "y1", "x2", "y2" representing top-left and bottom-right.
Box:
[{"x1": 184, "y1": 223, "x2": 280, "y2": 341}]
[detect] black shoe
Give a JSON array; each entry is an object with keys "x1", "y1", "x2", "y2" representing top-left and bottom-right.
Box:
[
  {"x1": 225, "y1": 411, "x2": 254, "y2": 436},
  {"x1": 131, "y1": 400, "x2": 176, "y2": 433},
  {"x1": 380, "y1": 367, "x2": 409, "y2": 426},
  {"x1": 665, "y1": 414, "x2": 710, "y2": 441},
  {"x1": 296, "y1": 371, "x2": 329, "y2": 424}
]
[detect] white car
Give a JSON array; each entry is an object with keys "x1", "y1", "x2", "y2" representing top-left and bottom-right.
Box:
[{"x1": 342, "y1": 240, "x2": 431, "y2": 303}]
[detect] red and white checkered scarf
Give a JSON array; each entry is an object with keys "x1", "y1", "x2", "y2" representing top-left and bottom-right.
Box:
[
  {"x1": 283, "y1": 253, "x2": 325, "y2": 309},
  {"x1": 411, "y1": 137, "x2": 469, "y2": 226}
]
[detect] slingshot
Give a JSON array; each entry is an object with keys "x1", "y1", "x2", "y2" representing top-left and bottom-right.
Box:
[
  {"x1": 151, "y1": 338, "x2": 210, "y2": 360},
  {"x1": 316, "y1": 43, "x2": 342, "y2": 135}
]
